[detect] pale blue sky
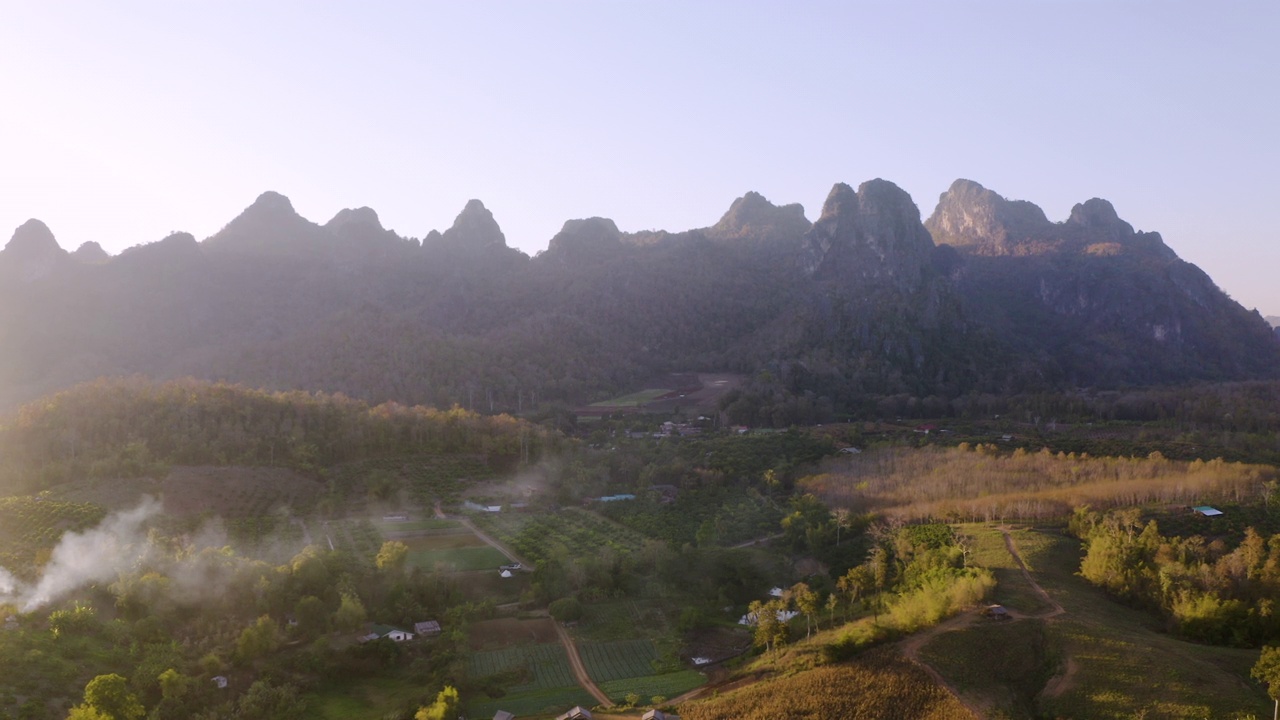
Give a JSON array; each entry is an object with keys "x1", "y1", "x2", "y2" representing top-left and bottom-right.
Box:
[{"x1": 2, "y1": 2, "x2": 1277, "y2": 313}]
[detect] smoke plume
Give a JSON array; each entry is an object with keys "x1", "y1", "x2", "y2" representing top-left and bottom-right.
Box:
[{"x1": 0, "y1": 497, "x2": 161, "y2": 612}]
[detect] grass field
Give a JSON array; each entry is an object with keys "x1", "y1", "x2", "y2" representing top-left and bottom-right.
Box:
[
  {"x1": 934, "y1": 526, "x2": 1272, "y2": 719},
  {"x1": 587, "y1": 388, "x2": 672, "y2": 408},
  {"x1": 405, "y1": 545, "x2": 508, "y2": 572},
  {"x1": 965, "y1": 525, "x2": 1052, "y2": 614},
  {"x1": 599, "y1": 671, "x2": 705, "y2": 704}
]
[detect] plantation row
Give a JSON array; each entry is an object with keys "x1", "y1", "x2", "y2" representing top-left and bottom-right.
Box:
[
  {"x1": 474, "y1": 508, "x2": 647, "y2": 565},
  {"x1": 578, "y1": 639, "x2": 660, "y2": 682},
  {"x1": 0, "y1": 496, "x2": 105, "y2": 577},
  {"x1": 468, "y1": 643, "x2": 577, "y2": 691}
]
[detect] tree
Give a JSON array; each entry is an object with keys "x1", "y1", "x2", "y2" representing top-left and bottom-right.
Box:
[
  {"x1": 294, "y1": 595, "x2": 328, "y2": 638},
  {"x1": 68, "y1": 674, "x2": 143, "y2": 720},
  {"x1": 156, "y1": 669, "x2": 189, "y2": 702},
  {"x1": 748, "y1": 599, "x2": 788, "y2": 654},
  {"x1": 332, "y1": 592, "x2": 367, "y2": 632},
  {"x1": 376, "y1": 540, "x2": 409, "y2": 574},
  {"x1": 791, "y1": 582, "x2": 819, "y2": 639},
  {"x1": 415, "y1": 686, "x2": 461, "y2": 720},
  {"x1": 235, "y1": 615, "x2": 282, "y2": 664},
  {"x1": 1253, "y1": 645, "x2": 1280, "y2": 720},
  {"x1": 548, "y1": 596, "x2": 583, "y2": 623}
]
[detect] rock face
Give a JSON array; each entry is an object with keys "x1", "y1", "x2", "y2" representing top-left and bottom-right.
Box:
[
  {"x1": 706, "y1": 191, "x2": 810, "y2": 245},
  {"x1": 924, "y1": 179, "x2": 1051, "y2": 255},
  {"x1": 0, "y1": 219, "x2": 69, "y2": 280},
  {"x1": 926, "y1": 178, "x2": 1279, "y2": 383},
  {"x1": 803, "y1": 179, "x2": 936, "y2": 291}
]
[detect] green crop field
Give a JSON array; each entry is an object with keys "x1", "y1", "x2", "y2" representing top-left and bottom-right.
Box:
[
  {"x1": 599, "y1": 670, "x2": 705, "y2": 703},
  {"x1": 406, "y1": 545, "x2": 507, "y2": 572},
  {"x1": 467, "y1": 643, "x2": 596, "y2": 718},
  {"x1": 0, "y1": 496, "x2": 106, "y2": 577},
  {"x1": 465, "y1": 686, "x2": 597, "y2": 720},
  {"x1": 473, "y1": 507, "x2": 647, "y2": 566},
  {"x1": 578, "y1": 639, "x2": 660, "y2": 681}
]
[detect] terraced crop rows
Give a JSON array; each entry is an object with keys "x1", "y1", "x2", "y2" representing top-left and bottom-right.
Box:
[
  {"x1": 469, "y1": 643, "x2": 577, "y2": 690},
  {"x1": 475, "y1": 508, "x2": 647, "y2": 565},
  {"x1": 578, "y1": 639, "x2": 659, "y2": 682}
]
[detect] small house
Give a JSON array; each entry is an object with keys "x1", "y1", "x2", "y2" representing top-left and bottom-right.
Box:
[
  {"x1": 643, "y1": 711, "x2": 675, "y2": 720},
  {"x1": 414, "y1": 620, "x2": 442, "y2": 637},
  {"x1": 984, "y1": 604, "x2": 1011, "y2": 621},
  {"x1": 493, "y1": 712, "x2": 515, "y2": 720},
  {"x1": 212, "y1": 676, "x2": 229, "y2": 690},
  {"x1": 362, "y1": 624, "x2": 415, "y2": 642},
  {"x1": 1193, "y1": 506, "x2": 1224, "y2": 517},
  {"x1": 556, "y1": 707, "x2": 593, "y2": 720}
]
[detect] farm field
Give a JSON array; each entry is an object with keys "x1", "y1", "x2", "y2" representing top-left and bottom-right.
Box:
[
  {"x1": 472, "y1": 507, "x2": 647, "y2": 566},
  {"x1": 325, "y1": 454, "x2": 496, "y2": 512},
  {"x1": 598, "y1": 671, "x2": 705, "y2": 704},
  {"x1": 578, "y1": 639, "x2": 660, "y2": 681},
  {"x1": 161, "y1": 465, "x2": 323, "y2": 517},
  {"x1": 469, "y1": 618, "x2": 559, "y2": 650},
  {"x1": 0, "y1": 495, "x2": 105, "y2": 577},
  {"x1": 466, "y1": 642, "x2": 594, "y2": 718}
]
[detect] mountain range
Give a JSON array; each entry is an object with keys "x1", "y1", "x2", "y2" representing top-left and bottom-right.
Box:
[{"x1": 1, "y1": 179, "x2": 1276, "y2": 415}]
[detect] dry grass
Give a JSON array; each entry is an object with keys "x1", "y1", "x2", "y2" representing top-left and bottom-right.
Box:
[{"x1": 800, "y1": 446, "x2": 1274, "y2": 522}]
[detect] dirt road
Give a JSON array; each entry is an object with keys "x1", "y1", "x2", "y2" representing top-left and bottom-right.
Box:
[
  {"x1": 554, "y1": 621, "x2": 613, "y2": 707},
  {"x1": 456, "y1": 516, "x2": 532, "y2": 569}
]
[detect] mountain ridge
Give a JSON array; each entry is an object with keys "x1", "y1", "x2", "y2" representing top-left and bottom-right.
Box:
[{"x1": 1, "y1": 179, "x2": 1275, "y2": 414}]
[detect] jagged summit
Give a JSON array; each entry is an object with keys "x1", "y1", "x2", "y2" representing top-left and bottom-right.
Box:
[
  {"x1": 439, "y1": 199, "x2": 506, "y2": 249},
  {"x1": 924, "y1": 179, "x2": 1050, "y2": 254},
  {"x1": 926, "y1": 179, "x2": 1172, "y2": 258},
  {"x1": 803, "y1": 179, "x2": 935, "y2": 290},
  {"x1": 706, "y1": 191, "x2": 809, "y2": 244}
]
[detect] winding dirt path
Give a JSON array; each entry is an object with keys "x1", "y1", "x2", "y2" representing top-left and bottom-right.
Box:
[
  {"x1": 554, "y1": 621, "x2": 613, "y2": 707},
  {"x1": 899, "y1": 527, "x2": 1070, "y2": 720}
]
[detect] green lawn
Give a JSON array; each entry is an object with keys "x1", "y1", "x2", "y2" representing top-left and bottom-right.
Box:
[
  {"x1": 965, "y1": 525, "x2": 1052, "y2": 614},
  {"x1": 406, "y1": 545, "x2": 508, "y2": 571}
]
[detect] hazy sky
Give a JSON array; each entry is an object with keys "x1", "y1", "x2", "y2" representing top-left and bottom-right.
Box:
[{"x1": 2, "y1": 2, "x2": 1277, "y2": 313}]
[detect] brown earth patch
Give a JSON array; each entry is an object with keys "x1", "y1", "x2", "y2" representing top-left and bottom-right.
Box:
[
  {"x1": 469, "y1": 617, "x2": 558, "y2": 650},
  {"x1": 162, "y1": 466, "x2": 323, "y2": 517}
]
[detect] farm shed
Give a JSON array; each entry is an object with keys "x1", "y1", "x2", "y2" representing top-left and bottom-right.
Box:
[
  {"x1": 493, "y1": 712, "x2": 515, "y2": 720},
  {"x1": 414, "y1": 620, "x2": 442, "y2": 636},
  {"x1": 556, "y1": 707, "x2": 593, "y2": 720},
  {"x1": 212, "y1": 676, "x2": 228, "y2": 689},
  {"x1": 1193, "y1": 505, "x2": 1224, "y2": 517},
  {"x1": 643, "y1": 711, "x2": 676, "y2": 720},
  {"x1": 984, "y1": 604, "x2": 1011, "y2": 621}
]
